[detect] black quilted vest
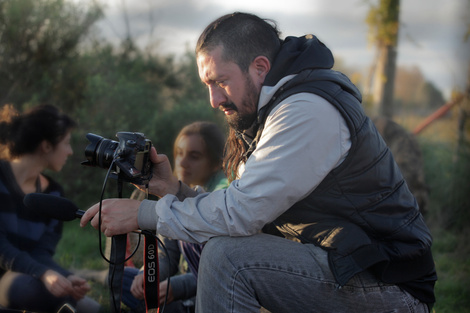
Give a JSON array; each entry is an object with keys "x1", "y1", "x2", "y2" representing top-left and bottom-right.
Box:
[{"x1": 241, "y1": 35, "x2": 436, "y2": 303}]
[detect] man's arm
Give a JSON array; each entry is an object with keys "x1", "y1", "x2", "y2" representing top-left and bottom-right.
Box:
[
  {"x1": 81, "y1": 94, "x2": 350, "y2": 240},
  {"x1": 81, "y1": 148, "x2": 180, "y2": 235},
  {"x1": 142, "y1": 93, "x2": 351, "y2": 243}
]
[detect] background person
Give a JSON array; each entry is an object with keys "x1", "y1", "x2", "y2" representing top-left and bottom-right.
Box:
[
  {"x1": 82, "y1": 12, "x2": 436, "y2": 313},
  {"x1": 0, "y1": 104, "x2": 101, "y2": 313},
  {"x1": 122, "y1": 121, "x2": 228, "y2": 313}
]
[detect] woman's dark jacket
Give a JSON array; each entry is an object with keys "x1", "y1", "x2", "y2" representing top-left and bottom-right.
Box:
[{"x1": 0, "y1": 160, "x2": 70, "y2": 279}]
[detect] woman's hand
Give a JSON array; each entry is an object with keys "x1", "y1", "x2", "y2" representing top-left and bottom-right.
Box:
[
  {"x1": 159, "y1": 278, "x2": 174, "y2": 306},
  {"x1": 41, "y1": 270, "x2": 75, "y2": 298},
  {"x1": 67, "y1": 274, "x2": 91, "y2": 300},
  {"x1": 130, "y1": 272, "x2": 145, "y2": 300},
  {"x1": 130, "y1": 274, "x2": 175, "y2": 306}
]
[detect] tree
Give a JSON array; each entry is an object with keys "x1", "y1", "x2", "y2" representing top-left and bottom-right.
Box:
[
  {"x1": 365, "y1": 0, "x2": 400, "y2": 118},
  {"x1": 0, "y1": 0, "x2": 223, "y2": 208},
  {"x1": 450, "y1": 6, "x2": 470, "y2": 231},
  {"x1": 0, "y1": 0, "x2": 102, "y2": 109},
  {"x1": 393, "y1": 65, "x2": 445, "y2": 112}
]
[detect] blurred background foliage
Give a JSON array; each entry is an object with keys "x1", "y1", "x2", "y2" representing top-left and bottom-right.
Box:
[
  {"x1": 0, "y1": 0, "x2": 450, "y2": 207},
  {"x1": 1, "y1": 0, "x2": 469, "y2": 311},
  {"x1": 0, "y1": 0, "x2": 226, "y2": 205}
]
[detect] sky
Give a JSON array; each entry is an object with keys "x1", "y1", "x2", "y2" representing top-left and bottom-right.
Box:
[{"x1": 91, "y1": 0, "x2": 470, "y2": 100}]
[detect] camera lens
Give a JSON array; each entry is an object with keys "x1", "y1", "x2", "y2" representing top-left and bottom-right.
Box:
[{"x1": 83, "y1": 133, "x2": 119, "y2": 169}]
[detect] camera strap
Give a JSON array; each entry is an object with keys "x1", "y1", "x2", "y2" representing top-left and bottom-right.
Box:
[
  {"x1": 143, "y1": 230, "x2": 159, "y2": 312},
  {"x1": 108, "y1": 234, "x2": 127, "y2": 313}
]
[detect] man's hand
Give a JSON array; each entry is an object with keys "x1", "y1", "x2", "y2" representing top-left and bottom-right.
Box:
[
  {"x1": 80, "y1": 198, "x2": 140, "y2": 236},
  {"x1": 80, "y1": 147, "x2": 180, "y2": 237},
  {"x1": 135, "y1": 147, "x2": 180, "y2": 197}
]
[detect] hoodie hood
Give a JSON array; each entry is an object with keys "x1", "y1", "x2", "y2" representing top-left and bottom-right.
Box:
[
  {"x1": 258, "y1": 35, "x2": 360, "y2": 112},
  {"x1": 264, "y1": 35, "x2": 335, "y2": 87}
]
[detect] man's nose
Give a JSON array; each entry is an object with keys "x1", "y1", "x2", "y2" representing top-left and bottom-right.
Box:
[{"x1": 209, "y1": 86, "x2": 226, "y2": 109}]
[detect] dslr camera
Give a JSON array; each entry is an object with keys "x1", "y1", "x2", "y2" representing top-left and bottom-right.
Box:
[{"x1": 82, "y1": 132, "x2": 153, "y2": 185}]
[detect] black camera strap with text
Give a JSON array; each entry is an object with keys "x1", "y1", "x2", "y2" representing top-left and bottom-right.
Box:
[{"x1": 142, "y1": 230, "x2": 159, "y2": 312}]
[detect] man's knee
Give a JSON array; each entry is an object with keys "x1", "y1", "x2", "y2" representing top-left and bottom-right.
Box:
[
  {"x1": 201, "y1": 236, "x2": 232, "y2": 263},
  {"x1": 199, "y1": 236, "x2": 250, "y2": 276}
]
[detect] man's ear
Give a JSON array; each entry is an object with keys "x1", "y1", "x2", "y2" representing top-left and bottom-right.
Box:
[{"x1": 251, "y1": 56, "x2": 271, "y2": 85}]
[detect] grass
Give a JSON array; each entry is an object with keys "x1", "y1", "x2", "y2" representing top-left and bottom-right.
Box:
[
  {"x1": 400, "y1": 112, "x2": 470, "y2": 313},
  {"x1": 56, "y1": 220, "x2": 112, "y2": 310},
  {"x1": 55, "y1": 113, "x2": 470, "y2": 312},
  {"x1": 431, "y1": 229, "x2": 470, "y2": 312}
]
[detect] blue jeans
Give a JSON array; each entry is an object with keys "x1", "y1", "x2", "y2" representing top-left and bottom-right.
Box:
[{"x1": 196, "y1": 234, "x2": 429, "y2": 313}]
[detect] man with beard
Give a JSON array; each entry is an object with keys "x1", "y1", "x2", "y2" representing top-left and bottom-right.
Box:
[{"x1": 81, "y1": 12, "x2": 436, "y2": 313}]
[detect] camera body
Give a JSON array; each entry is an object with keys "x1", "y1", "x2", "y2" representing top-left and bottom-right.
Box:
[{"x1": 82, "y1": 132, "x2": 153, "y2": 185}]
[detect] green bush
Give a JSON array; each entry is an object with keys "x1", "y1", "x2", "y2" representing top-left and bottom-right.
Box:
[{"x1": 419, "y1": 134, "x2": 470, "y2": 312}]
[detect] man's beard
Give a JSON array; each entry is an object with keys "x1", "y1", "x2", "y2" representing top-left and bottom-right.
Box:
[{"x1": 223, "y1": 76, "x2": 259, "y2": 132}]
